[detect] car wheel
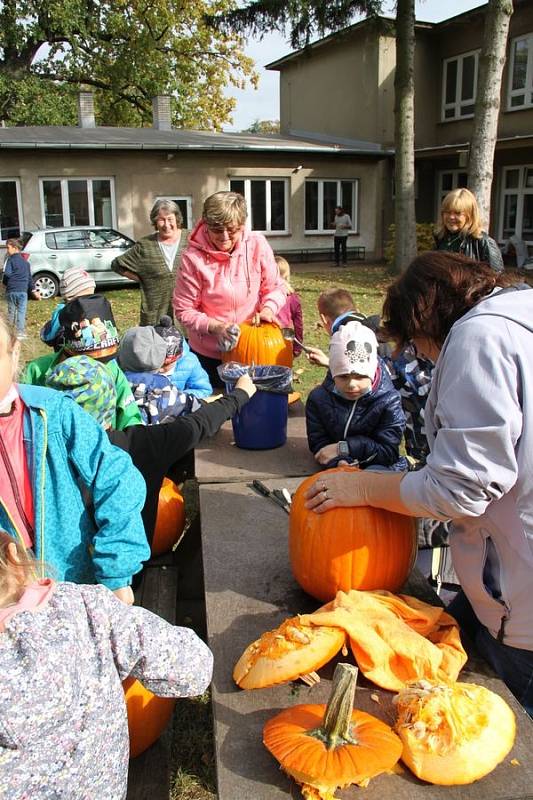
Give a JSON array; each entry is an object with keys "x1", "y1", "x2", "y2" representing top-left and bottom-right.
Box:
[{"x1": 33, "y1": 273, "x2": 59, "y2": 300}]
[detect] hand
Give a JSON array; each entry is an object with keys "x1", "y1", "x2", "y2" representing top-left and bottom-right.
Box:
[
  {"x1": 314, "y1": 443, "x2": 340, "y2": 465},
  {"x1": 305, "y1": 346, "x2": 329, "y2": 367},
  {"x1": 235, "y1": 373, "x2": 256, "y2": 399},
  {"x1": 304, "y1": 469, "x2": 409, "y2": 515},
  {"x1": 113, "y1": 586, "x2": 135, "y2": 605},
  {"x1": 252, "y1": 307, "x2": 274, "y2": 326}
]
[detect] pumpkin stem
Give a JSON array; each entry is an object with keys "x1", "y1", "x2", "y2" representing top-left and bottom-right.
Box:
[{"x1": 308, "y1": 663, "x2": 359, "y2": 749}]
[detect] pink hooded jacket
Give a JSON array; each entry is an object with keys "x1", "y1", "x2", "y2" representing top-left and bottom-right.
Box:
[{"x1": 173, "y1": 222, "x2": 287, "y2": 359}]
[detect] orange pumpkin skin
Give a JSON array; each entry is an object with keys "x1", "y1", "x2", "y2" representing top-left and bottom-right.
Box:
[
  {"x1": 123, "y1": 677, "x2": 176, "y2": 758},
  {"x1": 152, "y1": 478, "x2": 186, "y2": 556},
  {"x1": 289, "y1": 468, "x2": 417, "y2": 602},
  {"x1": 222, "y1": 322, "x2": 293, "y2": 367}
]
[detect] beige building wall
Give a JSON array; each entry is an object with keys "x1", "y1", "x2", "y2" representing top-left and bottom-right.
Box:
[{"x1": 0, "y1": 149, "x2": 386, "y2": 259}]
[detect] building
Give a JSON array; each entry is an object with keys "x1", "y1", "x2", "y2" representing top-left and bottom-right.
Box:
[{"x1": 268, "y1": 0, "x2": 533, "y2": 253}]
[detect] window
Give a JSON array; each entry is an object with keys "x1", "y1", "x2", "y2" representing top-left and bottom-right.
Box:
[
  {"x1": 0, "y1": 179, "x2": 23, "y2": 242},
  {"x1": 508, "y1": 34, "x2": 533, "y2": 110},
  {"x1": 442, "y1": 51, "x2": 479, "y2": 121},
  {"x1": 40, "y1": 178, "x2": 115, "y2": 228},
  {"x1": 499, "y1": 165, "x2": 533, "y2": 243},
  {"x1": 154, "y1": 196, "x2": 193, "y2": 229},
  {"x1": 46, "y1": 230, "x2": 89, "y2": 250},
  {"x1": 304, "y1": 179, "x2": 358, "y2": 234},
  {"x1": 229, "y1": 179, "x2": 288, "y2": 233},
  {"x1": 437, "y1": 170, "x2": 468, "y2": 207}
]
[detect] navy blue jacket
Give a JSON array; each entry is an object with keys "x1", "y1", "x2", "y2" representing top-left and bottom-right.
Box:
[
  {"x1": 2, "y1": 253, "x2": 33, "y2": 293},
  {"x1": 305, "y1": 360, "x2": 406, "y2": 469}
]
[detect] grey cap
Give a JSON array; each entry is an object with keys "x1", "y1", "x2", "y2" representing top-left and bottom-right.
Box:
[{"x1": 118, "y1": 326, "x2": 167, "y2": 372}]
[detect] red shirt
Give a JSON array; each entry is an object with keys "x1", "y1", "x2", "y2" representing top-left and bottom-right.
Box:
[{"x1": 0, "y1": 387, "x2": 35, "y2": 547}]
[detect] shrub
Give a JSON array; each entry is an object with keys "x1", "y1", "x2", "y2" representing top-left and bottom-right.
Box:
[{"x1": 385, "y1": 223, "x2": 436, "y2": 265}]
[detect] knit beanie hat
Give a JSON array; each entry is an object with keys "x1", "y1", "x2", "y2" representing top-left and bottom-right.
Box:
[
  {"x1": 45, "y1": 355, "x2": 117, "y2": 429},
  {"x1": 59, "y1": 295, "x2": 119, "y2": 360},
  {"x1": 153, "y1": 316, "x2": 184, "y2": 361},
  {"x1": 59, "y1": 268, "x2": 96, "y2": 301},
  {"x1": 118, "y1": 326, "x2": 167, "y2": 372},
  {"x1": 329, "y1": 320, "x2": 378, "y2": 379}
]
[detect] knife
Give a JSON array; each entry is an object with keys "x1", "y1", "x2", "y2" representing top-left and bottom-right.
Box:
[{"x1": 251, "y1": 480, "x2": 290, "y2": 513}]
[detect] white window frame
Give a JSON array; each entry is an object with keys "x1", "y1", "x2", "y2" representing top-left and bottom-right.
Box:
[
  {"x1": 39, "y1": 177, "x2": 116, "y2": 228},
  {"x1": 507, "y1": 33, "x2": 533, "y2": 111},
  {"x1": 436, "y1": 169, "x2": 469, "y2": 218},
  {"x1": 229, "y1": 178, "x2": 289, "y2": 235},
  {"x1": 441, "y1": 49, "x2": 480, "y2": 121},
  {"x1": 0, "y1": 178, "x2": 23, "y2": 244},
  {"x1": 498, "y1": 164, "x2": 533, "y2": 245},
  {"x1": 304, "y1": 178, "x2": 359, "y2": 235},
  {"x1": 154, "y1": 195, "x2": 193, "y2": 230}
]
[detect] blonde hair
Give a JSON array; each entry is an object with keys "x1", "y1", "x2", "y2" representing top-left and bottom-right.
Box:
[
  {"x1": 437, "y1": 188, "x2": 483, "y2": 240},
  {"x1": 275, "y1": 255, "x2": 294, "y2": 294},
  {"x1": 0, "y1": 312, "x2": 21, "y2": 380},
  {"x1": 0, "y1": 532, "x2": 39, "y2": 607},
  {"x1": 202, "y1": 191, "x2": 247, "y2": 229},
  {"x1": 317, "y1": 288, "x2": 356, "y2": 321}
]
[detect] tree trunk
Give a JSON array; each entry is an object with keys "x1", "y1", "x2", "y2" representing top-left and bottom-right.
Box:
[
  {"x1": 467, "y1": 0, "x2": 514, "y2": 230},
  {"x1": 393, "y1": 0, "x2": 417, "y2": 272}
]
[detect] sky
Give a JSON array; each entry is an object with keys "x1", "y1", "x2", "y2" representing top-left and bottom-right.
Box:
[{"x1": 223, "y1": 0, "x2": 486, "y2": 131}]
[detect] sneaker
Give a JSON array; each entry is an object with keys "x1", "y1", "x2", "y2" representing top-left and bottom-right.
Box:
[{"x1": 17, "y1": 333, "x2": 28, "y2": 340}]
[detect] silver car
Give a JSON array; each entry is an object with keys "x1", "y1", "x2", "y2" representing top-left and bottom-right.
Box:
[{"x1": 21, "y1": 226, "x2": 137, "y2": 299}]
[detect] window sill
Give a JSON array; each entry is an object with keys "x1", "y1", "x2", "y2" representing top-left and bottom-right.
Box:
[
  {"x1": 438, "y1": 115, "x2": 475, "y2": 124},
  {"x1": 304, "y1": 231, "x2": 359, "y2": 236},
  {"x1": 503, "y1": 105, "x2": 533, "y2": 114}
]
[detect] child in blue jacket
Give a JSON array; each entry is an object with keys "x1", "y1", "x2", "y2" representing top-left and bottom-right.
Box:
[
  {"x1": 2, "y1": 238, "x2": 36, "y2": 338},
  {"x1": 305, "y1": 320, "x2": 407, "y2": 470}
]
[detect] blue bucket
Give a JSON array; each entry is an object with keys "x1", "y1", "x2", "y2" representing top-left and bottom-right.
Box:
[{"x1": 231, "y1": 391, "x2": 288, "y2": 450}]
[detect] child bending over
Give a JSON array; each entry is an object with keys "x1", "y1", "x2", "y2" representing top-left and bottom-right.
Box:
[
  {"x1": 305, "y1": 320, "x2": 406, "y2": 470},
  {"x1": 40, "y1": 266, "x2": 96, "y2": 350},
  {"x1": 306, "y1": 287, "x2": 366, "y2": 367},
  {"x1": 0, "y1": 532, "x2": 212, "y2": 799},
  {"x1": 274, "y1": 256, "x2": 304, "y2": 356}
]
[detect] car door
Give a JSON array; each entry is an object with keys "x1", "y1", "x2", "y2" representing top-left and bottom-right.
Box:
[
  {"x1": 85, "y1": 228, "x2": 135, "y2": 284},
  {"x1": 48, "y1": 229, "x2": 91, "y2": 273}
]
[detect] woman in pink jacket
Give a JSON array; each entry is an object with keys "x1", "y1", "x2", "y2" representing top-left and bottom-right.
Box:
[{"x1": 173, "y1": 191, "x2": 286, "y2": 386}]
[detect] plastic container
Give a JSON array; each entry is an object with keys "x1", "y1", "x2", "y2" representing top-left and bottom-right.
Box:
[{"x1": 220, "y1": 363, "x2": 291, "y2": 450}]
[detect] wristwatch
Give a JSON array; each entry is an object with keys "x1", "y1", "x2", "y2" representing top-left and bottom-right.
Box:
[{"x1": 338, "y1": 440, "x2": 350, "y2": 459}]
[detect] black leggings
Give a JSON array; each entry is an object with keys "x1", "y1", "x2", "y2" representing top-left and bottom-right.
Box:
[{"x1": 193, "y1": 350, "x2": 224, "y2": 390}]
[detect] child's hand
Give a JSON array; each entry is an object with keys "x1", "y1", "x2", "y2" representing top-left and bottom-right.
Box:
[
  {"x1": 306, "y1": 346, "x2": 329, "y2": 367},
  {"x1": 235, "y1": 373, "x2": 257, "y2": 399},
  {"x1": 113, "y1": 586, "x2": 135, "y2": 605},
  {"x1": 315, "y1": 443, "x2": 340, "y2": 464}
]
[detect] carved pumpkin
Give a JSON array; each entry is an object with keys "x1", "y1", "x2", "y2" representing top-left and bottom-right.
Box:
[
  {"x1": 263, "y1": 663, "x2": 403, "y2": 799},
  {"x1": 233, "y1": 615, "x2": 346, "y2": 689},
  {"x1": 222, "y1": 321, "x2": 293, "y2": 367},
  {"x1": 394, "y1": 680, "x2": 516, "y2": 785},
  {"x1": 152, "y1": 478, "x2": 185, "y2": 556},
  {"x1": 289, "y1": 468, "x2": 417, "y2": 602},
  {"x1": 123, "y1": 676, "x2": 176, "y2": 758}
]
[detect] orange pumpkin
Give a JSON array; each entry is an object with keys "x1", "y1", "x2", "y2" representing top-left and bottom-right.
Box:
[
  {"x1": 394, "y1": 680, "x2": 516, "y2": 785},
  {"x1": 289, "y1": 467, "x2": 417, "y2": 602},
  {"x1": 152, "y1": 478, "x2": 185, "y2": 556},
  {"x1": 123, "y1": 676, "x2": 176, "y2": 758},
  {"x1": 263, "y1": 663, "x2": 403, "y2": 798},
  {"x1": 233, "y1": 615, "x2": 346, "y2": 689},
  {"x1": 222, "y1": 321, "x2": 293, "y2": 367}
]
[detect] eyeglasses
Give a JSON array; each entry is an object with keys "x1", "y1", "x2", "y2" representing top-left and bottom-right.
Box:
[{"x1": 207, "y1": 224, "x2": 242, "y2": 236}]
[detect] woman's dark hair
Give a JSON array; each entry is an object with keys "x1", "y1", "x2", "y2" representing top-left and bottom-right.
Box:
[{"x1": 382, "y1": 251, "x2": 501, "y2": 348}]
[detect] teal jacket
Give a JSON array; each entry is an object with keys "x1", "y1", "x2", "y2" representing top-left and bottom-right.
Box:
[{"x1": 0, "y1": 385, "x2": 149, "y2": 589}]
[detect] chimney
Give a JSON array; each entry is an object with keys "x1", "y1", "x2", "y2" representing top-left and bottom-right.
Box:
[
  {"x1": 152, "y1": 95, "x2": 172, "y2": 131},
  {"x1": 78, "y1": 92, "x2": 96, "y2": 128}
]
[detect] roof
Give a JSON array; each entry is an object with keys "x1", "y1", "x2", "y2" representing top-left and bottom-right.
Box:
[
  {"x1": 0, "y1": 125, "x2": 392, "y2": 156},
  {"x1": 265, "y1": 4, "x2": 487, "y2": 71}
]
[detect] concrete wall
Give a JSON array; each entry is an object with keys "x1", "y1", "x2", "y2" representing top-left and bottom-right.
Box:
[{"x1": 0, "y1": 148, "x2": 387, "y2": 259}]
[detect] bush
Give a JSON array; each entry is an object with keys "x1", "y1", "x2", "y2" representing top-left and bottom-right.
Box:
[{"x1": 385, "y1": 223, "x2": 436, "y2": 265}]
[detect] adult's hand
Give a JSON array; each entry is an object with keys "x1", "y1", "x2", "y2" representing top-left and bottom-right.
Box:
[
  {"x1": 315, "y1": 443, "x2": 340, "y2": 465},
  {"x1": 305, "y1": 346, "x2": 329, "y2": 367},
  {"x1": 304, "y1": 469, "x2": 410, "y2": 515},
  {"x1": 235, "y1": 373, "x2": 257, "y2": 399},
  {"x1": 113, "y1": 585, "x2": 135, "y2": 605},
  {"x1": 251, "y1": 307, "x2": 275, "y2": 326}
]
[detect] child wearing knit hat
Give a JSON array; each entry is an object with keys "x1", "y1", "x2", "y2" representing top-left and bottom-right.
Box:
[
  {"x1": 305, "y1": 321, "x2": 407, "y2": 470},
  {"x1": 40, "y1": 267, "x2": 96, "y2": 351}
]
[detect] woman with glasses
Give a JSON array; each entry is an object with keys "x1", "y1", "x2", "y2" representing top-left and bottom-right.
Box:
[
  {"x1": 112, "y1": 199, "x2": 187, "y2": 326},
  {"x1": 173, "y1": 191, "x2": 286, "y2": 386}
]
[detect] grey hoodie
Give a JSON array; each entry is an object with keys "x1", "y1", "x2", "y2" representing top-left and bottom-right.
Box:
[{"x1": 401, "y1": 286, "x2": 533, "y2": 650}]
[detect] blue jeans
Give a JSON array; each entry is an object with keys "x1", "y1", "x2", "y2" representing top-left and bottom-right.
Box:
[
  {"x1": 6, "y1": 291, "x2": 28, "y2": 334},
  {"x1": 334, "y1": 236, "x2": 348, "y2": 265},
  {"x1": 448, "y1": 591, "x2": 533, "y2": 717}
]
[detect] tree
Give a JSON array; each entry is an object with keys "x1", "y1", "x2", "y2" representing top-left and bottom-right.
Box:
[
  {"x1": 393, "y1": 0, "x2": 417, "y2": 271},
  {"x1": 467, "y1": 0, "x2": 514, "y2": 228},
  {"x1": 0, "y1": 0, "x2": 256, "y2": 129},
  {"x1": 244, "y1": 119, "x2": 280, "y2": 133}
]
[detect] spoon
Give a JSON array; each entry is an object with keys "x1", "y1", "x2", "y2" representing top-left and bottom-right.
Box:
[{"x1": 280, "y1": 327, "x2": 314, "y2": 354}]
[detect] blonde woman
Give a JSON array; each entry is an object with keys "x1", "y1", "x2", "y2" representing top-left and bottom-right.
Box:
[
  {"x1": 173, "y1": 191, "x2": 286, "y2": 386},
  {"x1": 434, "y1": 188, "x2": 503, "y2": 272}
]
